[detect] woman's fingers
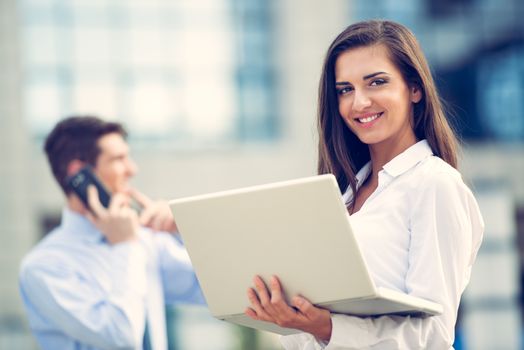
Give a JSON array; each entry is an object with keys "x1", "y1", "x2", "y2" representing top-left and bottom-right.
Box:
[
  {"x1": 291, "y1": 295, "x2": 333, "y2": 340},
  {"x1": 246, "y1": 287, "x2": 272, "y2": 321},
  {"x1": 247, "y1": 275, "x2": 298, "y2": 327},
  {"x1": 248, "y1": 276, "x2": 283, "y2": 322},
  {"x1": 269, "y1": 275, "x2": 294, "y2": 314},
  {"x1": 245, "y1": 275, "x2": 333, "y2": 340},
  {"x1": 269, "y1": 275, "x2": 282, "y2": 301},
  {"x1": 291, "y1": 296, "x2": 315, "y2": 318},
  {"x1": 245, "y1": 307, "x2": 258, "y2": 319},
  {"x1": 253, "y1": 276, "x2": 272, "y2": 309}
]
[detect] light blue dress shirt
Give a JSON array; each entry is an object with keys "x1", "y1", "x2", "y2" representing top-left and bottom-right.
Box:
[{"x1": 19, "y1": 208, "x2": 206, "y2": 350}]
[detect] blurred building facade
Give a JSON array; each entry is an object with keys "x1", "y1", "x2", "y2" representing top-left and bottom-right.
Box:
[{"x1": 1, "y1": 0, "x2": 523, "y2": 349}]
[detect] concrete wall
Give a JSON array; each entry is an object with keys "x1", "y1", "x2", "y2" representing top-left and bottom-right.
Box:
[{"x1": 0, "y1": 0, "x2": 39, "y2": 347}]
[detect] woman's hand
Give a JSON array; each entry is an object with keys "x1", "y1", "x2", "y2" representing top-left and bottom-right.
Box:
[{"x1": 245, "y1": 275, "x2": 332, "y2": 342}]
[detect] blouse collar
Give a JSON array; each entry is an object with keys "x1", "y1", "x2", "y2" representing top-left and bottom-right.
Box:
[{"x1": 342, "y1": 139, "x2": 433, "y2": 203}]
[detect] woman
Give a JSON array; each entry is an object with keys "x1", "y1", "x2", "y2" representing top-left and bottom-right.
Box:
[{"x1": 245, "y1": 20, "x2": 484, "y2": 349}]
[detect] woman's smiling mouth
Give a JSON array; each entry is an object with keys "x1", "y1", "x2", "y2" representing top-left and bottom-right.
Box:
[{"x1": 357, "y1": 112, "x2": 383, "y2": 124}]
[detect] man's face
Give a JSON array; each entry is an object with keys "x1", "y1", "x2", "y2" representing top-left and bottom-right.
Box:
[{"x1": 93, "y1": 133, "x2": 137, "y2": 194}]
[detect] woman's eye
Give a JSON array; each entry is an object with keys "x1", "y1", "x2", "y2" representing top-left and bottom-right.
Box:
[
  {"x1": 337, "y1": 86, "x2": 353, "y2": 95},
  {"x1": 370, "y1": 78, "x2": 387, "y2": 86}
]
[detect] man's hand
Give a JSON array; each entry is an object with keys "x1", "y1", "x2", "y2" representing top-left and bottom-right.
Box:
[
  {"x1": 86, "y1": 185, "x2": 139, "y2": 245},
  {"x1": 245, "y1": 275, "x2": 333, "y2": 342},
  {"x1": 129, "y1": 188, "x2": 178, "y2": 233}
]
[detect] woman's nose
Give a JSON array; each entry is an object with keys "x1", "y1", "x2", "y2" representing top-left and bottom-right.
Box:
[{"x1": 352, "y1": 89, "x2": 372, "y2": 112}]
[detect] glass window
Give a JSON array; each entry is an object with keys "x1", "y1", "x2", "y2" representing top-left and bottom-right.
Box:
[
  {"x1": 477, "y1": 46, "x2": 524, "y2": 141},
  {"x1": 19, "y1": 0, "x2": 277, "y2": 147}
]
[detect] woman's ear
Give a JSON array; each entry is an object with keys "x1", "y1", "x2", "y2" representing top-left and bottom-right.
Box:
[
  {"x1": 410, "y1": 85, "x2": 422, "y2": 103},
  {"x1": 66, "y1": 160, "x2": 85, "y2": 177}
]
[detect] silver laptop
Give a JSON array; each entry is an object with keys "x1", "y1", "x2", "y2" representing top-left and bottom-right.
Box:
[{"x1": 169, "y1": 174, "x2": 442, "y2": 335}]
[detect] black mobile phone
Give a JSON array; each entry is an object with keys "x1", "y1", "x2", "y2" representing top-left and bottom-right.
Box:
[{"x1": 67, "y1": 166, "x2": 111, "y2": 210}]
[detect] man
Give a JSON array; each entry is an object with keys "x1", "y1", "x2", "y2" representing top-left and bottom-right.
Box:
[{"x1": 19, "y1": 116, "x2": 205, "y2": 350}]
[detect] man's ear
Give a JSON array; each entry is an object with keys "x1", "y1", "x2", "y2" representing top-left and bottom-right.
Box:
[
  {"x1": 66, "y1": 160, "x2": 85, "y2": 177},
  {"x1": 410, "y1": 85, "x2": 423, "y2": 103}
]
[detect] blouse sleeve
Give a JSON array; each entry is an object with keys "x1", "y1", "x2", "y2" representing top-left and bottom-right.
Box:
[{"x1": 281, "y1": 170, "x2": 484, "y2": 350}]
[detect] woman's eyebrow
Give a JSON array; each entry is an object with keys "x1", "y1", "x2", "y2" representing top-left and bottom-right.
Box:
[
  {"x1": 363, "y1": 71, "x2": 388, "y2": 80},
  {"x1": 336, "y1": 71, "x2": 389, "y2": 85}
]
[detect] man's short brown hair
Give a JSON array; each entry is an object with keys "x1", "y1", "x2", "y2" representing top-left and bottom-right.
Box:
[{"x1": 44, "y1": 116, "x2": 127, "y2": 194}]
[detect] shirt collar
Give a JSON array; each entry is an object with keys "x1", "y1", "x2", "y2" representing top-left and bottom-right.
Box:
[
  {"x1": 356, "y1": 162, "x2": 372, "y2": 188},
  {"x1": 382, "y1": 139, "x2": 433, "y2": 178},
  {"x1": 341, "y1": 162, "x2": 371, "y2": 204},
  {"x1": 61, "y1": 207, "x2": 105, "y2": 243},
  {"x1": 341, "y1": 139, "x2": 433, "y2": 203}
]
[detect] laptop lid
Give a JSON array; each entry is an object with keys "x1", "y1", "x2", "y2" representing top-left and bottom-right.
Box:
[{"x1": 169, "y1": 174, "x2": 378, "y2": 318}]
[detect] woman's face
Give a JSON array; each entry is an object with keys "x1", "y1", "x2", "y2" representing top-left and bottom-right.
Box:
[{"x1": 335, "y1": 44, "x2": 421, "y2": 149}]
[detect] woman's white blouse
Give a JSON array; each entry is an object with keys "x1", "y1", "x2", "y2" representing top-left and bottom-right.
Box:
[{"x1": 281, "y1": 140, "x2": 484, "y2": 350}]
